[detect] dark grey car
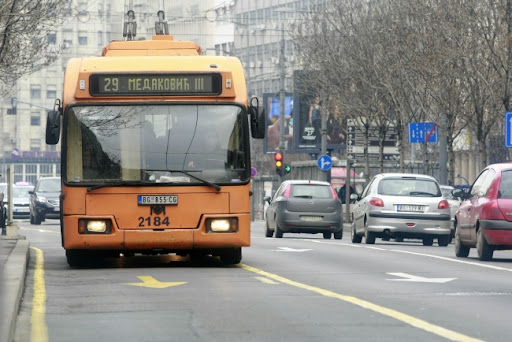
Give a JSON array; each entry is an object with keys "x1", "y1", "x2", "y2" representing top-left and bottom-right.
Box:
[
  {"x1": 264, "y1": 180, "x2": 343, "y2": 239},
  {"x1": 29, "y1": 177, "x2": 61, "y2": 225}
]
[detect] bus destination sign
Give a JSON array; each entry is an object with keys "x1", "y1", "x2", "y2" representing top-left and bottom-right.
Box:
[{"x1": 89, "y1": 73, "x2": 222, "y2": 96}]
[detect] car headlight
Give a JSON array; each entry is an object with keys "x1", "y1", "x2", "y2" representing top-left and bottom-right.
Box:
[
  {"x1": 206, "y1": 218, "x2": 238, "y2": 233},
  {"x1": 78, "y1": 219, "x2": 111, "y2": 234},
  {"x1": 36, "y1": 196, "x2": 47, "y2": 203}
]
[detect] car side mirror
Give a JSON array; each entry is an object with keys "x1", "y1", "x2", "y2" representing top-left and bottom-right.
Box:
[
  {"x1": 263, "y1": 196, "x2": 271, "y2": 204},
  {"x1": 350, "y1": 193, "x2": 359, "y2": 202},
  {"x1": 46, "y1": 102, "x2": 62, "y2": 145},
  {"x1": 452, "y1": 189, "x2": 466, "y2": 200}
]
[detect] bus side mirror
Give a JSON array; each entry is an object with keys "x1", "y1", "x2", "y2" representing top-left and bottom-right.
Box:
[
  {"x1": 249, "y1": 97, "x2": 265, "y2": 139},
  {"x1": 46, "y1": 109, "x2": 62, "y2": 145}
]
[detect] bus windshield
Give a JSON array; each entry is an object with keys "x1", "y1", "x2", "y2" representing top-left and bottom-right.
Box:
[{"x1": 64, "y1": 104, "x2": 249, "y2": 185}]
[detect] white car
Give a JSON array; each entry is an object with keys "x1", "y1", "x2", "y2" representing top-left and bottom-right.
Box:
[
  {"x1": 440, "y1": 185, "x2": 462, "y2": 241},
  {"x1": 351, "y1": 173, "x2": 452, "y2": 246}
]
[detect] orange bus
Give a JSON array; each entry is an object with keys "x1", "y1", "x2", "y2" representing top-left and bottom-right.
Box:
[{"x1": 46, "y1": 33, "x2": 265, "y2": 267}]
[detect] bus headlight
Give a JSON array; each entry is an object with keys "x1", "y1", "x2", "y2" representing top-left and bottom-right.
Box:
[
  {"x1": 78, "y1": 219, "x2": 111, "y2": 234},
  {"x1": 206, "y1": 218, "x2": 238, "y2": 233}
]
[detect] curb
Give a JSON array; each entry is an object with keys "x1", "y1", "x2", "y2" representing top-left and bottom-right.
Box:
[{"x1": 1, "y1": 238, "x2": 29, "y2": 342}]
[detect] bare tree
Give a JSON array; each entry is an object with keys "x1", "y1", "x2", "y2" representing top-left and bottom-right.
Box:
[{"x1": 0, "y1": 0, "x2": 66, "y2": 95}]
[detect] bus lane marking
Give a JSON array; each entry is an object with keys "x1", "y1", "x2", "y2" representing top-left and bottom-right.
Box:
[
  {"x1": 31, "y1": 247, "x2": 48, "y2": 342},
  {"x1": 126, "y1": 275, "x2": 187, "y2": 289},
  {"x1": 238, "y1": 263, "x2": 484, "y2": 342}
]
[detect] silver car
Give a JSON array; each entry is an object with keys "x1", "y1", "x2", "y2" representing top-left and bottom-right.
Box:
[
  {"x1": 440, "y1": 185, "x2": 462, "y2": 240},
  {"x1": 265, "y1": 180, "x2": 343, "y2": 239},
  {"x1": 351, "y1": 173, "x2": 451, "y2": 246}
]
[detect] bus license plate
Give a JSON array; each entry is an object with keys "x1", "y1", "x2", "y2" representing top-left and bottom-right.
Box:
[{"x1": 138, "y1": 195, "x2": 178, "y2": 205}]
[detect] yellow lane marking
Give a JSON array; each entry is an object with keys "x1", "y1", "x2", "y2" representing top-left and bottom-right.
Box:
[
  {"x1": 127, "y1": 276, "x2": 187, "y2": 288},
  {"x1": 239, "y1": 263, "x2": 484, "y2": 342},
  {"x1": 31, "y1": 247, "x2": 48, "y2": 342}
]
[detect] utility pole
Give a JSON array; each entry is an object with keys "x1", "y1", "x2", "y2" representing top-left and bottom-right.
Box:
[
  {"x1": 320, "y1": 96, "x2": 328, "y2": 181},
  {"x1": 279, "y1": 24, "x2": 286, "y2": 183}
]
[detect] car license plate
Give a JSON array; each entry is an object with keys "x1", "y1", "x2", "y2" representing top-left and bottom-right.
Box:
[
  {"x1": 138, "y1": 195, "x2": 178, "y2": 205},
  {"x1": 397, "y1": 204, "x2": 424, "y2": 212},
  {"x1": 301, "y1": 216, "x2": 322, "y2": 222}
]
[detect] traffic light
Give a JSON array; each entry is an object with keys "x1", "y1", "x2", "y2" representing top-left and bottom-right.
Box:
[
  {"x1": 274, "y1": 152, "x2": 283, "y2": 175},
  {"x1": 284, "y1": 164, "x2": 291, "y2": 174}
]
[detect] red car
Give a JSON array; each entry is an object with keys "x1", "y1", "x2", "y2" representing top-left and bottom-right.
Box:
[{"x1": 453, "y1": 163, "x2": 512, "y2": 261}]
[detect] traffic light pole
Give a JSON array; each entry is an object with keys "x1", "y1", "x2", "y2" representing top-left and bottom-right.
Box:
[{"x1": 278, "y1": 24, "x2": 286, "y2": 183}]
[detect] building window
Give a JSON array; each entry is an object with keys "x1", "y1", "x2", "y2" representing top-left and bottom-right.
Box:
[
  {"x1": 78, "y1": 31, "x2": 88, "y2": 45},
  {"x1": 48, "y1": 33, "x2": 56, "y2": 45},
  {"x1": 26, "y1": 164, "x2": 37, "y2": 174},
  {"x1": 31, "y1": 113, "x2": 41, "y2": 126},
  {"x1": 30, "y1": 85, "x2": 41, "y2": 99},
  {"x1": 47, "y1": 85, "x2": 56, "y2": 99},
  {"x1": 40, "y1": 164, "x2": 52, "y2": 174},
  {"x1": 30, "y1": 139, "x2": 41, "y2": 151},
  {"x1": 97, "y1": 31, "x2": 103, "y2": 46}
]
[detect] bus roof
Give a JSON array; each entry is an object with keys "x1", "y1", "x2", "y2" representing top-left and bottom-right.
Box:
[{"x1": 102, "y1": 35, "x2": 201, "y2": 56}]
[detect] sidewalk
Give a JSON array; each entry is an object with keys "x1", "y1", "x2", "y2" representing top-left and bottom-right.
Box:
[{"x1": 1, "y1": 224, "x2": 29, "y2": 342}]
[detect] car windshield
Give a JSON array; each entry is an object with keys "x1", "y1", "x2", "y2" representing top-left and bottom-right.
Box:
[
  {"x1": 499, "y1": 170, "x2": 512, "y2": 199},
  {"x1": 441, "y1": 187, "x2": 455, "y2": 199},
  {"x1": 379, "y1": 178, "x2": 441, "y2": 197},
  {"x1": 290, "y1": 184, "x2": 332, "y2": 198},
  {"x1": 64, "y1": 104, "x2": 249, "y2": 185},
  {"x1": 38, "y1": 179, "x2": 61, "y2": 192},
  {"x1": 13, "y1": 186, "x2": 33, "y2": 198}
]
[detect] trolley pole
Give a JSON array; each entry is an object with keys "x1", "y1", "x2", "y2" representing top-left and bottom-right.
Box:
[{"x1": 279, "y1": 24, "x2": 286, "y2": 183}]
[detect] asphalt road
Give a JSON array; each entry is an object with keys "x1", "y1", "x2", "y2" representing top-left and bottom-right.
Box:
[{"x1": 13, "y1": 219, "x2": 512, "y2": 342}]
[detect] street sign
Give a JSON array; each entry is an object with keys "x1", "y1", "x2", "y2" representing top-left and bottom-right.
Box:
[
  {"x1": 409, "y1": 122, "x2": 438, "y2": 143},
  {"x1": 251, "y1": 167, "x2": 257, "y2": 178},
  {"x1": 506, "y1": 112, "x2": 512, "y2": 148},
  {"x1": 317, "y1": 155, "x2": 332, "y2": 171},
  {"x1": 346, "y1": 120, "x2": 400, "y2": 161}
]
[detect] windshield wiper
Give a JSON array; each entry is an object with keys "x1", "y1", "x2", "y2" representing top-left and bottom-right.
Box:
[
  {"x1": 87, "y1": 180, "x2": 154, "y2": 192},
  {"x1": 165, "y1": 170, "x2": 221, "y2": 191}
]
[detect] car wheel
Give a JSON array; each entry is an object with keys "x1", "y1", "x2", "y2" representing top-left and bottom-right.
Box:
[
  {"x1": 351, "y1": 222, "x2": 362, "y2": 243},
  {"x1": 476, "y1": 229, "x2": 493, "y2": 261},
  {"x1": 323, "y1": 232, "x2": 332, "y2": 239},
  {"x1": 422, "y1": 237, "x2": 434, "y2": 246},
  {"x1": 265, "y1": 222, "x2": 273, "y2": 238},
  {"x1": 333, "y1": 230, "x2": 342, "y2": 240},
  {"x1": 365, "y1": 231, "x2": 376, "y2": 244},
  {"x1": 364, "y1": 219, "x2": 376, "y2": 244},
  {"x1": 438, "y1": 235, "x2": 450, "y2": 247},
  {"x1": 454, "y1": 226, "x2": 470, "y2": 257},
  {"x1": 275, "y1": 225, "x2": 284, "y2": 238},
  {"x1": 33, "y1": 213, "x2": 42, "y2": 225},
  {"x1": 220, "y1": 247, "x2": 242, "y2": 265}
]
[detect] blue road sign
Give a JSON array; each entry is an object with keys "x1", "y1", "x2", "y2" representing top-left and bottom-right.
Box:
[
  {"x1": 506, "y1": 112, "x2": 512, "y2": 148},
  {"x1": 409, "y1": 123, "x2": 424, "y2": 143},
  {"x1": 317, "y1": 155, "x2": 332, "y2": 171},
  {"x1": 408, "y1": 122, "x2": 438, "y2": 143}
]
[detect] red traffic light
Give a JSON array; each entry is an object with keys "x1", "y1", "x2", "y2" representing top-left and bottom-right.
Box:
[{"x1": 274, "y1": 152, "x2": 283, "y2": 161}]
